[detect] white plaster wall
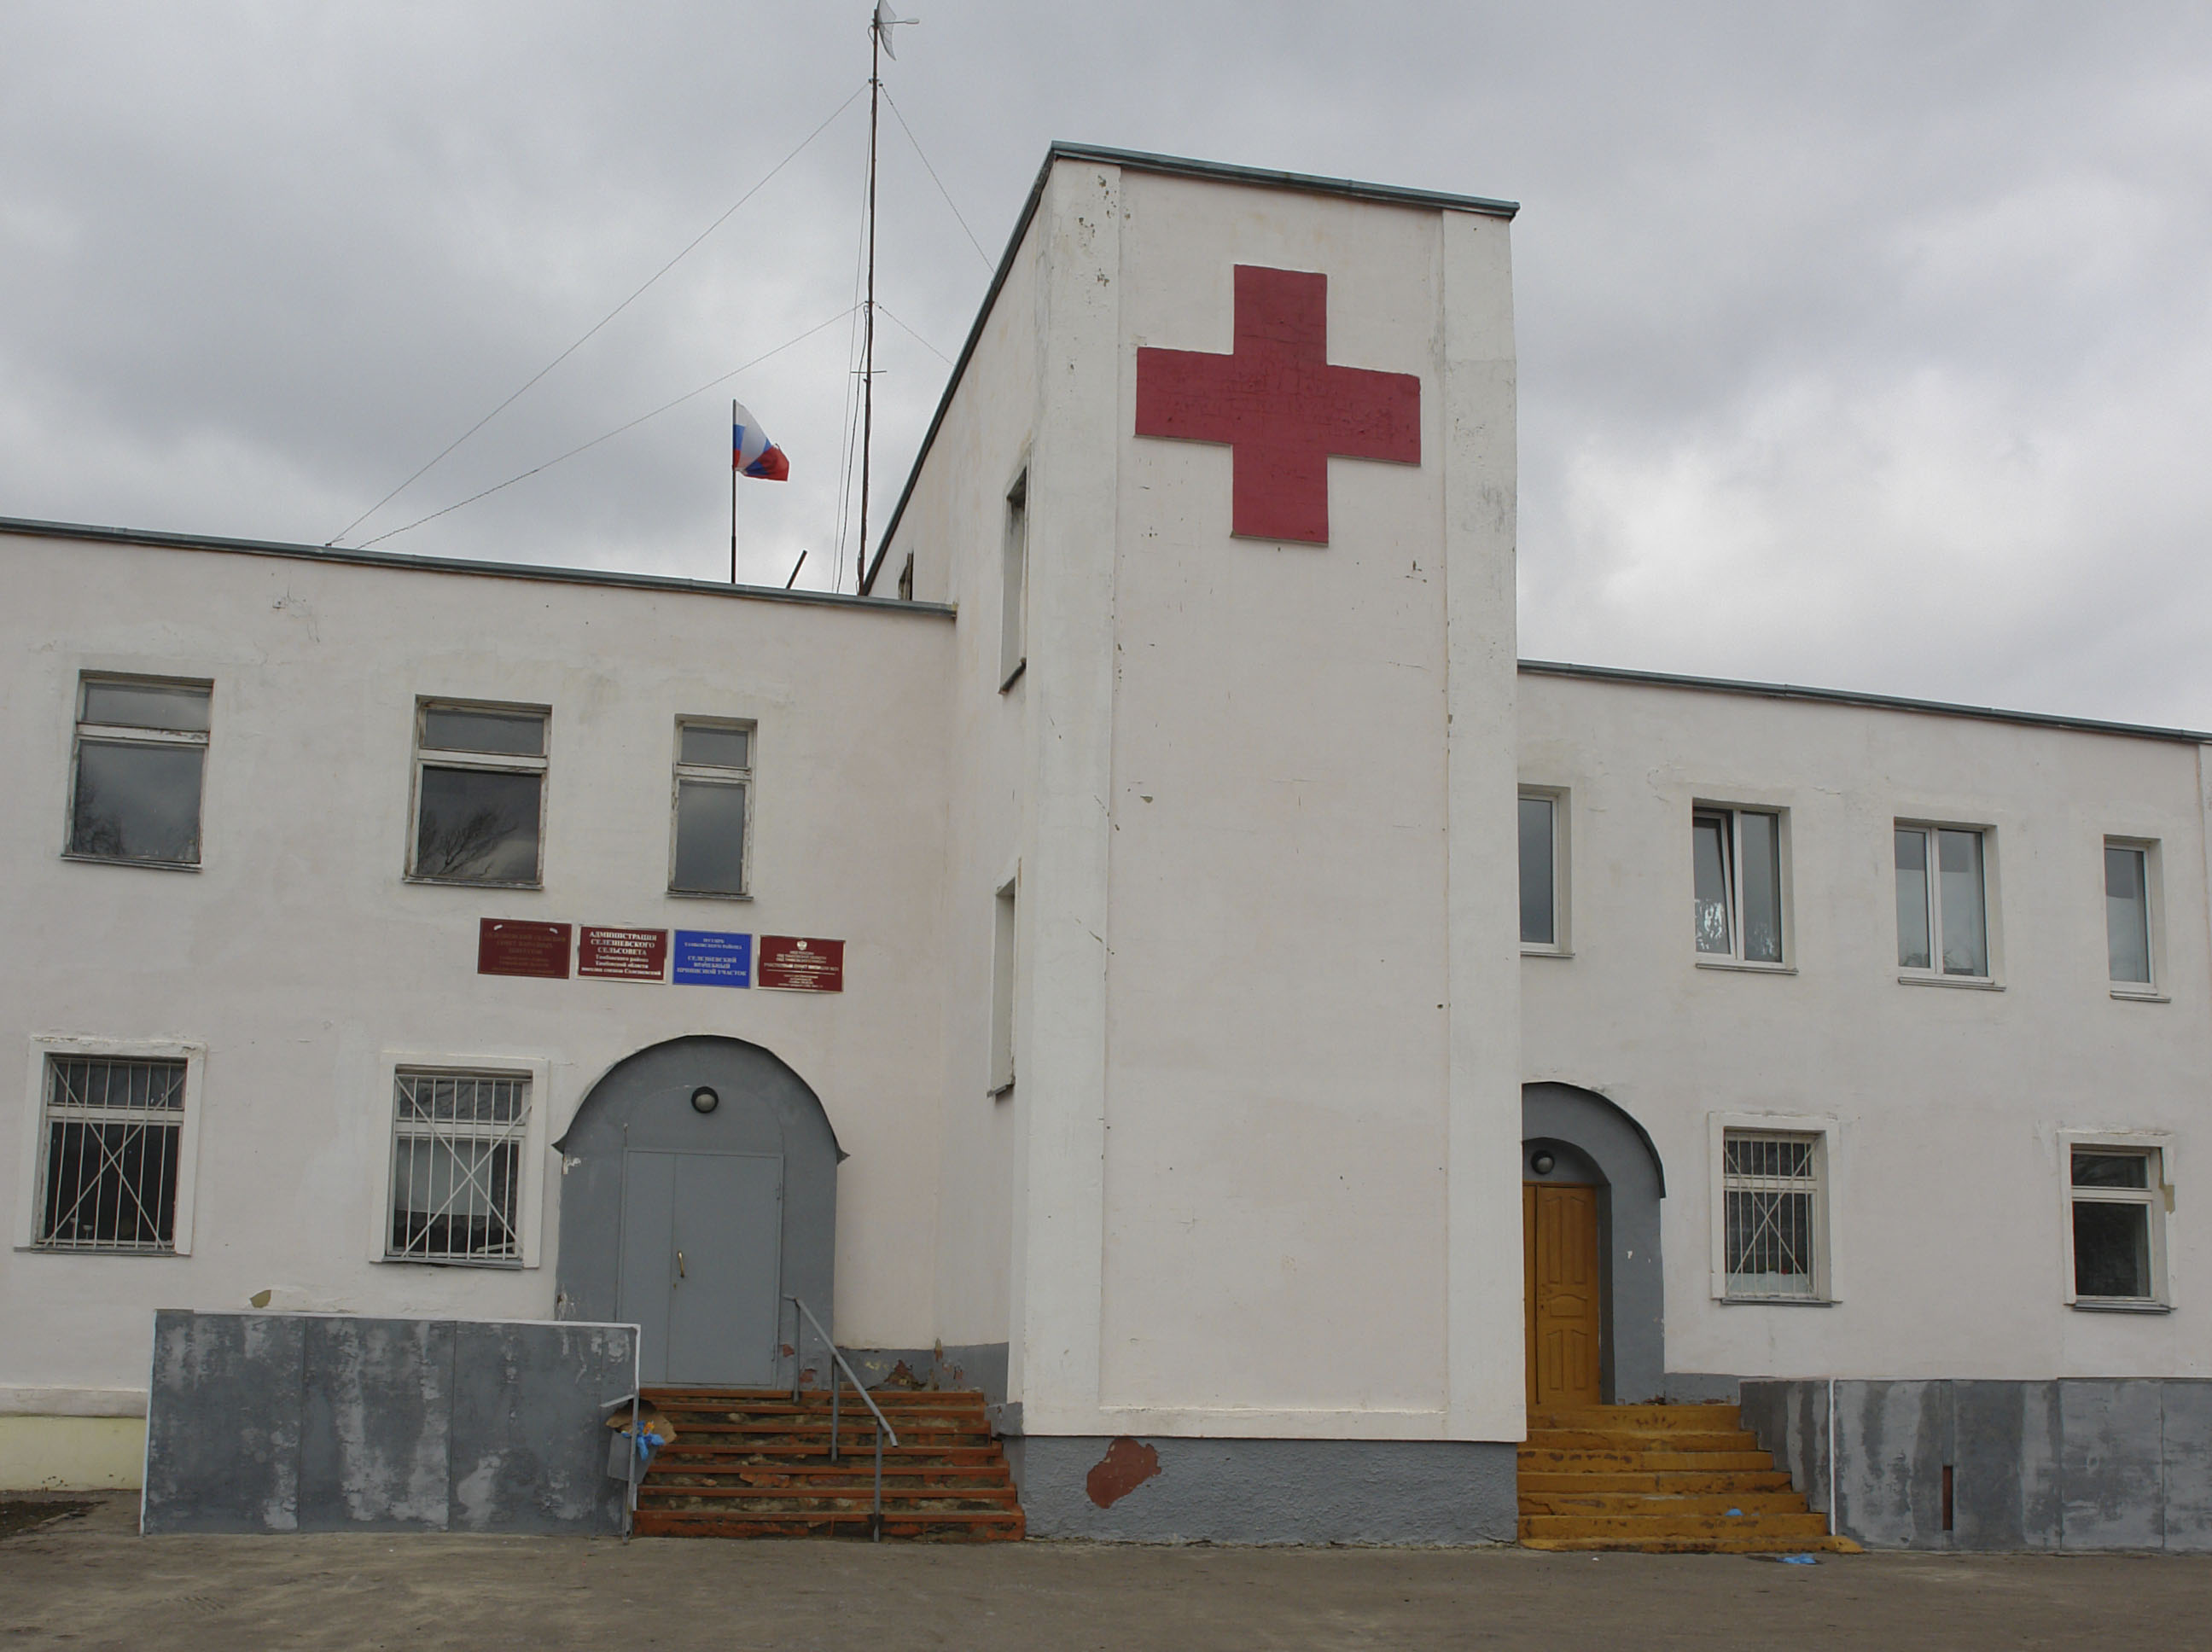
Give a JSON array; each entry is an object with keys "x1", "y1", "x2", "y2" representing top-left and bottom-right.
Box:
[
  {"x1": 1518, "y1": 672, "x2": 2212, "y2": 1383},
  {"x1": 877, "y1": 201, "x2": 1048, "y2": 1356},
  {"x1": 0, "y1": 532, "x2": 954, "y2": 1405},
  {"x1": 1072, "y1": 170, "x2": 1522, "y2": 1439}
]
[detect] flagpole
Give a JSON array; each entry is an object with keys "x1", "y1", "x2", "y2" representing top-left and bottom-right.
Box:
[
  {"x1": 858, "y1": 5, "x2": 880, "y2": 596},
  {"x1": 730, "y1": 398, "x2": 739, "y2": 585}
]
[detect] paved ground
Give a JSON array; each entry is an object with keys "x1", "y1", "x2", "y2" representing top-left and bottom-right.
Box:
[{"x1": 2, "y1": 1492, "x2": 2205, "y2": 1650}]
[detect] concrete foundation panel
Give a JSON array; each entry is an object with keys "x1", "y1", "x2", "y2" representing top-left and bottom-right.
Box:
[
  {"x1": 143, "y1": 1312, "x2": 633, "y2": 1535},
  {"x1": 1005, "y1": 1436, "x2": 1517, "y2": 1544},
  {"x1": 144, "y1": 1310, "x2": 306, "y2": 1533},
  {"x1": 1743, "y1": 1377, "x2": 2212, "y2": 1551}
]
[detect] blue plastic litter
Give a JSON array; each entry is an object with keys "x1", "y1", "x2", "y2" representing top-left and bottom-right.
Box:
[
  {"x1": 1725, "y1": 1507, "x2": 1743, "y2": 1516},
  {"x1": 1778, "y1": 1554, "x2": 1820, "y2": 1565}
]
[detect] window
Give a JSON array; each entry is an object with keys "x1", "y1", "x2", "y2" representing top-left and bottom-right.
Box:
[
  {"x1": 67, "y1": 675, "x2": 211, "y2": 866},
  {"x1": 409, "y1": 701, "x2": 548, "y2": 886},
  {"x1": 2066, "y1": 1143, "x2": 2167, "y2": 1307},
  {"x1": 1519, "y1": 790, "x2": 1565, "y2": 950},
  {"x1": 1000, "y1": 470, "x2": 1028, "y2": 689},
  {"x1": 386, "y1": 1070, "x2": 530, "y2": 1265},
  {"x1": 1721, "y1": 1130, "x2": 1824, "y2": 1299},
  {"x1": 669, "y1": 720, "x2": 754, "y2": 897},
  {"x1": 33, "y1": 1056, "x2": 187, "y2": 1252},
  {"x1": 989, "y1": 876, "x2": 1017, "y2": 1095},
  {"x1": 1895, "y1": 823, "x2": 1988, "y2": 978},
  {"x1": 2104, "y1": 841, "x2": 2155, "y2": 989},
  {"x1": 1692, "y1": 808, "x2": 1784, "y2": 964}
]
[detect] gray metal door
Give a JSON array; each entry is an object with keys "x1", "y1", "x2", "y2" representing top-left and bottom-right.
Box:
[{"x1": 618, "y1": 1149, "x2": 783, "y2": 1387}]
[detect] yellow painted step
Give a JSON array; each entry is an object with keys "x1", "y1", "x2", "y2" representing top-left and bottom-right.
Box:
[
  {"x1": 1523, "y1": 1533, "x2": 1863, "y2": 1555},
  {"x1": 1524, "y1": 1428, "x2": 1759, "y2": 1453},
  {"x1": 1520, "y1": 1449, "x2": 1778, "y2": 1473},
  {"x1": 1518, "y1": 1469, "x2": 1796, "y2": 1495},
  {"x1": 1518, "y1": 1491, "x2": 1812, "y2": 1517},
  {"x1": 1522, "y1": 1521, "x2": 1831, "y2": 1548}
]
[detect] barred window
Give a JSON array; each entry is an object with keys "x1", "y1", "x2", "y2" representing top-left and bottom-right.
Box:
[
  {"x1": 36, "y1": 1056, "x2": 186, "y2": 1252},
  {"x1": 387, "y1": 1071, "x2": 529, "y2": 1265},
  {"x1": 1722, "y1": 1130, "x2": 1822, "y2": 1299}
]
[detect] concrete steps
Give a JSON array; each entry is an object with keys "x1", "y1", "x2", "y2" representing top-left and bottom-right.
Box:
[
  {"x1": 633, "y1": 1387, "x2": 1024, "y2": 1542},
  {"x1": 1518, "y1": 1404, "x2": 1859, "y2": 1554}
]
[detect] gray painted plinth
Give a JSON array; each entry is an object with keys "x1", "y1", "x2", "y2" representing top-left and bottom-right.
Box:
[
  {"x1": 1740, "y1": 1378, "x2": 2212, "y2": 1551},
  {"x1": 144, "y1": 1311, "x2": 636, "y2": 1535},
  {"x1": 1004, "y1": 1436, "x2": 1517, "y2": 1544}
]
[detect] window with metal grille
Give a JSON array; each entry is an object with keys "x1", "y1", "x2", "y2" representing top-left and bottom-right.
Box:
[
  {"x1": 1722, "y1": 1130, "x2": 1822, "y2": 1298},
  {"x1": 387, "y1": 1071, "x2": 529, "y2": 1265},
  {"x1": 36, "y1": 1056, "x2": 186, "y2": 1252}
]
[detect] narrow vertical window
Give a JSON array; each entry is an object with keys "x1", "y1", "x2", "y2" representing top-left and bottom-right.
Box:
[
  {"x1": 1722, "y1": 1130, "x2": 1822, "y2": 1299},
  {"x1": 2068, "y1": 1145, "x2": 2163, "y2": 1305},
  {"x1": 68, "y1": 676, "x2": 212, "y2": 866},
  {"x1": 35, "y1": 1056, "x2": 187, "y2": 1252},
  {"x1": 1895, "y1": 828, "x2": 1932, "y2": 969},
  {"x1": 1518, "y1": 793, "x2": 1557, "y2": 947},
  {"x1": 1896, "y1": 823, "x2": 1990, "y2": 980},
  {"x1": 670, "y1": 720, "x2": 754, "y2": 897},
  {"x1": 410, "y1": 701, "x2": 549, "y2": 886},
  {"x1": 1693, "y1": 807, "x2": 1785, "y2": 965},
  {"x1": 999, "y1": 470, "x2": 1028, "y2": 689},
  {"x1": 2104, "y1": 842, "x2": 2152, "y2": 986},
  {"x1": 1692, "y1": 811, "x2": 1733, "y2": 956},
  {"x1": 387, "y1": 1071, "x2": 529, "y2": 1265},
  {"x1": 989, "y1": 877, "x2": 1017, "y2": 1095}
]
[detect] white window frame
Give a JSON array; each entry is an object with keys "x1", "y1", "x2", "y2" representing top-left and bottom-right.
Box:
[
  {"x1": 1518, "y1": 786, "x2": 1571, "y2": 957},
  {"x1": 15, "y1": 1036, "x2": 206, "y2": 1255},
  {"x1": 989, "y1": 872, "x2": 1019, "y2": 1096},
  {"x1": 999, "y1": 466, "x2": 1029, "y2": 692},
  {"x1": 2103, "y1": 837, "x2": 2164, "y2": 1001},
  {"x1": 1708, "y1": 1112, "x2": 1837, "y2": 1304},
  {"x1": 63, "y1": 672, "x2": 212, "y2": 871},
  {"x1": 405, "y1": 697, "x2": 551, "y2": 888},
  {"x1": 369, "y1": 1052, "x2": 550, "y2": 1270},
  {"x1": 1894, "y1": 819, "x2": 2002, "y2": 988},
  {"x1": 1691, "y1": 803, "x2": 1791, "y2": 972},
  {"x1": 667, "y1": 717, "x2": 757, "y2": 900},
  {"x1": 2059, "y1": 1129, "x2": 2173, "y2": 1312}
]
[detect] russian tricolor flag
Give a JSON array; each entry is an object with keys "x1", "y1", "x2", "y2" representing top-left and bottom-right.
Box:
[{"x1": 732, "y1": 402, "x2": 789, "y2": 481}]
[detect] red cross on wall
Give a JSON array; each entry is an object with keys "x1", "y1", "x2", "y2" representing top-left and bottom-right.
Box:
[{"x1": 1134, "y1": 265, "x2": 1421, "y2": 544}]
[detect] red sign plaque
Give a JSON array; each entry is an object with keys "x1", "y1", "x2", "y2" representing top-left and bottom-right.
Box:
[
  {"x1": 477, "y1": 919, "x2": 572, "y2": 979},
  {"x1": 578, "y1": 926, "x2": 670, "y2": 982},
  {"x1": 756, "y1": 935, "x2": 844, "y2": 992}
]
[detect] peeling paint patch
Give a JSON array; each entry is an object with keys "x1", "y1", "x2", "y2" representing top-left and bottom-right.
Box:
[{"x1": 1086, "y1": 1436, "x2": 1161, "y2": 1508}]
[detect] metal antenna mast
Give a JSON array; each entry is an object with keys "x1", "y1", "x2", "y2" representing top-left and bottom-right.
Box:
[{"x1": 858, "y1": 8, "x2": 882, "y2": 594}]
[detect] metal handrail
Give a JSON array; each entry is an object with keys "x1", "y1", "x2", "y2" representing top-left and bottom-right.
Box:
[{"x1": 788, "y1": 1294, "x2": 900, "y2": 1540}]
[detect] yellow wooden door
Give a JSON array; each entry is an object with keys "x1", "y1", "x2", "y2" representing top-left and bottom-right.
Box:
[{"x1": 1523, "y1": 1183, "x2": 1604, "y2": 1411}]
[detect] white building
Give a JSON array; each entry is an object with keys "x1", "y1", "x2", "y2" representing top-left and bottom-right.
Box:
[{"x1": 3, "y1": 143, "x2": 2203, "y2": 1544}]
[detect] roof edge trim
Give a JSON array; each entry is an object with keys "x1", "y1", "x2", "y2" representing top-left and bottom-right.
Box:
[
  {"x1": 0, "y1": 515, "x2": 956, "y2": 616},
  {"x1": 1518, "y1": 658, "x2": 2212, "y2": 746}
]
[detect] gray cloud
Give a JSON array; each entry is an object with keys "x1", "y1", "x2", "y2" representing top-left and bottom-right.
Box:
[{"x1": 3, "y1": 2, "x2": 2208, "y2": 721}]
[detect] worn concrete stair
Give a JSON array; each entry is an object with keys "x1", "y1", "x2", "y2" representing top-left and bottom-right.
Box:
[
  {"x1": 1519, "y1": 1404, "x2": 1860, "y2": 1554},
  {"x1": 632, "y1": 1387, "x2": 1024, "y2": 1540}
]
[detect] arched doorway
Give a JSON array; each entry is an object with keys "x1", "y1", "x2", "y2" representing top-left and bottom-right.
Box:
[
  {"x1": 1522, "y1": 1083, "x2": 1666, "y2": 1407},
  {"x1": 554, "y1": 1037, "x2": 841, "y2": 1387}
]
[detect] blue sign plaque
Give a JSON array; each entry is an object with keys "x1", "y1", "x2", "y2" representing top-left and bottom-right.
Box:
[{"x1": 672, "y1": 929, "x2": 752, "y2": 988}]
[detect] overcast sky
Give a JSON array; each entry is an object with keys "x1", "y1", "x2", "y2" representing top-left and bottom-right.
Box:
[{"x1": 5, "y1": 3, "x2": 2209, "y2": 724}]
